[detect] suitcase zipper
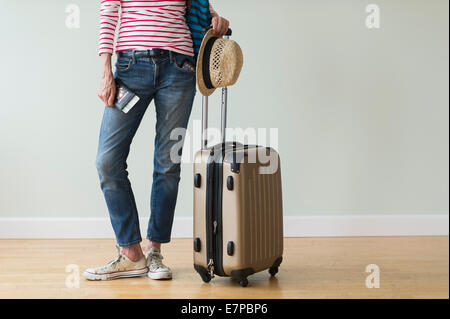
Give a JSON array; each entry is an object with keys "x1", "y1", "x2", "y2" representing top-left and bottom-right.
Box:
[
  {"x1": 213, "y1": 149, "x2": 226, "y2": 277},
  {"x1": 205, "y1": 155, "x2": 217, "y2": 276},
  {"x1": 205, "y1": 147, "x2": 227, "y2": 277},
  {"x1": 207, "y1": 258, "x2": 215, "y2": 278}
]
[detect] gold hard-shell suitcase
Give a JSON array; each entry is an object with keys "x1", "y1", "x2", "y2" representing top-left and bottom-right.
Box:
[{"x1": 193, "y1": 87, "x2": 283, "y2": 287}]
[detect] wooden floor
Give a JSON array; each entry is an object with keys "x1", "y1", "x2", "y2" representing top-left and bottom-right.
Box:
[{"x1": 0, "y1": 237, "x2": 448, "y2": 299}]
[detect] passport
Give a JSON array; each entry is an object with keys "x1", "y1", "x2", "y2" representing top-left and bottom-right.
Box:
[{"x1": 114, "y1": 79, "x2": 140, "y2": 113}]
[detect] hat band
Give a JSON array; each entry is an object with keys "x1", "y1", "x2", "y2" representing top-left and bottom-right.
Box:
[{"x1": 202, "y1": 36, "x2": 219, "y2": 90}]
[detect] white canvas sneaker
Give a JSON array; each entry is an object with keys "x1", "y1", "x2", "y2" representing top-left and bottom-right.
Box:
[
  {"x1": 146, "y1": 247, "x2": 172, "y2": 280},
  {"x1": 83, "y1": 246, "x2": 148, "y2": 281}
]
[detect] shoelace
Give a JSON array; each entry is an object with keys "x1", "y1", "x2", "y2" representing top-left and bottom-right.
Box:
[
  {"x1": 148, "y1": 251, "x2": 165, "y2": 270},
  {"x1": 98, "y1": 245, "x2": 124, "y2": 272}
]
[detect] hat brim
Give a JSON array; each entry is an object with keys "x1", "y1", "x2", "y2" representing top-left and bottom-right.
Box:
[{"x1": 196, "y1": 29, "x2": 218, "y2": 97}]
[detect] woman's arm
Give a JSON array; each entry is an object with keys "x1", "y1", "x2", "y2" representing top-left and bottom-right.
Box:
[
  {"x1": 210, "y1": 4, "x2": 230, "y2": 36},
  {"x1": 98, "y1": 0, "x2": 120, "y2": 107},
  {"x1": 99, "y1": 0, "x2": 120, "y2": 55}
]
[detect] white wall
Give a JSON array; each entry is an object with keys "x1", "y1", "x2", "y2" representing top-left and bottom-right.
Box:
[{"x1": 0, "y1": 1, "x2": 448, "y2": 234}]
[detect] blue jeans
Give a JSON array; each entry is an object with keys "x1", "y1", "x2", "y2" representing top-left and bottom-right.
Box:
[{"x1": 96, "y1": 50, "x2": 196, "y2": 247}]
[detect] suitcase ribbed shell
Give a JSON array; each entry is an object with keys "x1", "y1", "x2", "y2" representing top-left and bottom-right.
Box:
[{"x1": 193, "y1": 146, "x2": 283, "y2": 279}]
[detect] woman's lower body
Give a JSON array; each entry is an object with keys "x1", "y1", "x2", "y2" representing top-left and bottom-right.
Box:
[{"x1": 83, "y1": 49, "x2": 196, "y2": 281}]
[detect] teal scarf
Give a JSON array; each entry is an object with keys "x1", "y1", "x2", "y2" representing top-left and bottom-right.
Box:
[{"x1": 186, "y1": 0, "x2": 213, "y2": 59}]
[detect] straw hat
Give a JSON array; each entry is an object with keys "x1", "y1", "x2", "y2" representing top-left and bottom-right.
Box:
[{"x1": 196, "y1": 29, "x2": 244, "y2": 96}]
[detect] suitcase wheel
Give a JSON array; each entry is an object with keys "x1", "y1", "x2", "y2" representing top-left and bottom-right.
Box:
[
  {"x1": 200, "y1": 273, "x2": 212, "y2": 283},
  {"x1": 269, "y1": 266, "x2": 279, "y2": 277},
  {"x1": 269, "y1": 257, "x2": 283, "y2": 277},
  {"x1": 231, "y1": 268, "x2": 254, "y2": 288},
  {"x1": 239, "y1": 278, "x2": 249, "y2": 288},
  {"x1": 194, "y1": 264, "x2": 212, "y2": 283}
]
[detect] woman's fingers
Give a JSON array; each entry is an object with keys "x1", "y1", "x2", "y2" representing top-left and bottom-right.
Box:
[
  {"x1": 98, "y1": 90, "x2": 105, "y2": 105},
  {"x1": 98, "y1": 88, "x2": 112, "y2": 107},
  {"x1": 98, "y1": 72, "x2": 116, "y2": 107},
  {"x1": 213, "y1": 17, "x2": 230, "y2": 36},
  {"x1": 216, "y1": 17, "x2": 223, "y2": 35},
  {"x1": 222, "y1": 19, "x2": 229, "y2": 35},
  {"x1": 107, "y1": 87, "x2": 116, "y2": 107},
  {"x1": 212, "y1": 16, "x2": 229, "y2": 36},
  {"x1": 98, "y1": 91, "x2": 105, "y2": 106},
  {"x1": 212, "y1": 17, "x2": 219, "y2": 34}
]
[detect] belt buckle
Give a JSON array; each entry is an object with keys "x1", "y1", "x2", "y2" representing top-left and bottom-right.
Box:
[
  {"x1": 150, "y1": 49, "x2": 161, "y2": 57},
  {"x1": 149, "y1": 49, "x2": 167, "y2": 59}
]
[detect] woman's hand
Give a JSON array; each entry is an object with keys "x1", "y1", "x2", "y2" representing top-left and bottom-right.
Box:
[
  {"x1": 211, "y1": 15, "x2": 230, "y2": 37},
  {"x1": 98, "y1": 53, "x2": 116, "y2": 107}
]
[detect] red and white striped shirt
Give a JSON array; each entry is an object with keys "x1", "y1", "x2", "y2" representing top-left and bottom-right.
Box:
[{"x1": 99, "y1": 0, "x2": 195, "y2": 56}]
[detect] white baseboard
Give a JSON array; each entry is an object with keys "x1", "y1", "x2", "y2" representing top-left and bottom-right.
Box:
[{"x1": 0, "y1": 214, "x2": 447, "y2": 239}]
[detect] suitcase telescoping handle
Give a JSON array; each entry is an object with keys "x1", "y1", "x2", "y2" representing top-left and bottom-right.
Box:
[{"x1": 201, "y1": 28, "x2": 232, "y2": 150}]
